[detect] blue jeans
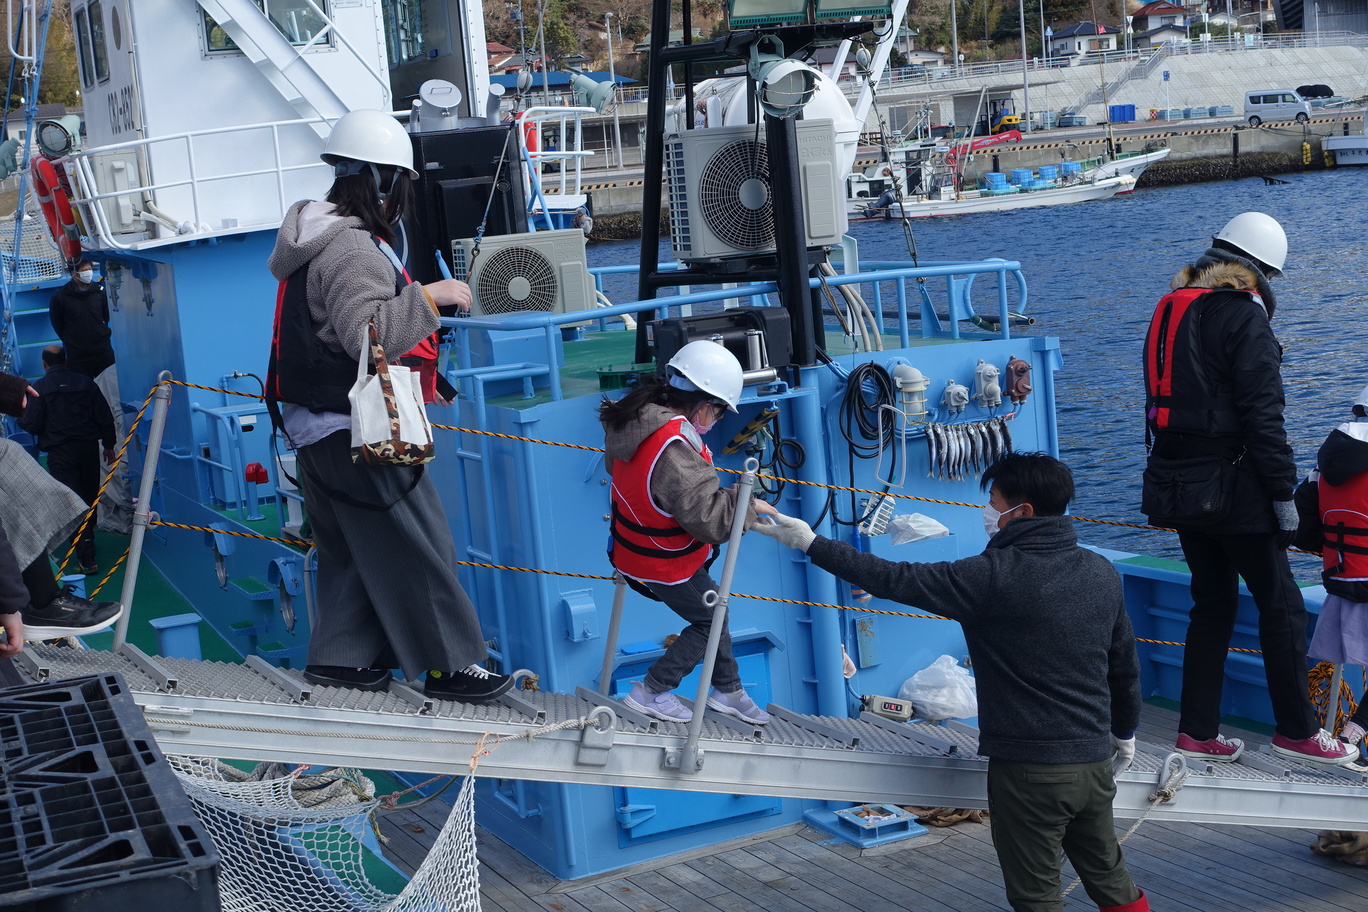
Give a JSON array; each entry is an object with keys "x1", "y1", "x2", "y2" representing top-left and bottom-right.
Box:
[{"x1": 642, "y1": 569, "x2": 740, "y2": 694}]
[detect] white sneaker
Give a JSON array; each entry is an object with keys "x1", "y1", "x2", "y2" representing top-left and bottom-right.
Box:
[
  {"x1": 706, "y1": 687, "x2": 771, "y2": 724},
  {"x1": 1340, "y1": 721, "x2": 1366, "y2": 745},
  {"x1": 623, "y1": 681, "x2": 692, "y2": 723}
]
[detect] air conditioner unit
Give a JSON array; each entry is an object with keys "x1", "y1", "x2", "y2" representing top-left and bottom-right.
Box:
[
  {"x1": 665, "y1": 119, "x2": 846, "y2": 262},
  {"x1": 451, "y1": 228, "x2": 596, "y2": 318}
]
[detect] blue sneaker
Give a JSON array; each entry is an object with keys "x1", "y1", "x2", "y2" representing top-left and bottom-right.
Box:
[
  {"x1": 706, "y1": 687, "x2": 771, "y2": 725},
  {"x1": 623, "y1": 681, "x2": 692, "y2": 722}
]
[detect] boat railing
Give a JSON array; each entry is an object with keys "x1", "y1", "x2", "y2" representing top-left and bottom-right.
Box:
[
  {"x1": 439, "y1": 258, "x2": 1027, "y2": 410},
  {"x1": 515, "y1": 106, "x2": 599, "y2": 217},
  {"x1": 62, "y1": 115, "x2": 334, "y2": 251}
]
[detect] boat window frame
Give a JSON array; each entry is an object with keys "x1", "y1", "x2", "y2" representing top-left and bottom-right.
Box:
[
  {"x1": 204, "y1": 0, "x2": 336, "y2": 55},
  {"x1": 87, "y1": 0, "x2": 110, "y2": 85},
  {"x1": 74, "y1": 5, "x2": 95, "y2": 89},
  {"x1": 381, "y1": 0, "x2": 426, "y2": 65}
]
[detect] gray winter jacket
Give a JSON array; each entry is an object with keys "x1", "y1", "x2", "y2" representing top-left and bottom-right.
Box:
[
  {"x1": 807, "y1": 515, "x2": 1141, "y2": 764},
  {"x1": 267, "y1": 200, "x2": 437, "y2": 360}
]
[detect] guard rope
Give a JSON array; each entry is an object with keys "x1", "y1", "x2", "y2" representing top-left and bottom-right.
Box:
[
  {"x1": 151, "y1": 378, "x2": 1322, "y2": 542},
  {"x1": 109, "y1": 379, "x2": 1304, "y2": 656},
  {"x1": 1309, "y1": 660, "x2": 1365, "y2": 734},
  {"x1": 1060, "y1": 752, "x2": 1190, "y2": 899}
]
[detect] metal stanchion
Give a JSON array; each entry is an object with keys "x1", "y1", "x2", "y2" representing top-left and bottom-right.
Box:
[
  {"x1": 112, "y1": 373, "x2": 173, "y2": 649},
  {"x1": 681, "y1": 457, "x2": 759, "y2": 772},
  {"x1": 599, "y1": 572, "x2": 629, "y2": 695}
]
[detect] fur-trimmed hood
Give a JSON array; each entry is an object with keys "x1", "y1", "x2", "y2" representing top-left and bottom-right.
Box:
[{"x1": 1171, "y1": 247, "x2": 1278, "y2": 317}]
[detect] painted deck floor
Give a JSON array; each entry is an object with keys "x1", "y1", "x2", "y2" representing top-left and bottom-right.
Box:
[{"x1": 375, "y1": 702, "x2": 1368, "y2": 912}]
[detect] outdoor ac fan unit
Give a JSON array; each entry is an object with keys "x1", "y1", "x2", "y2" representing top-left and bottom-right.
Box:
[
  {"x1": 451, "y1": 229, "x2": 596, "y2": 318},
  {"x1": 665, "y1": 120, "x2": 846, "y2": 262}
]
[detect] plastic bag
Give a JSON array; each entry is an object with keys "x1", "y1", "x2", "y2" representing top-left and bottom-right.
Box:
[
  {"x1": 897, "y1": 655, "x2": 978, "y2": 720},
  {"x1": 888, "y1": 512, "x2": 950, "y2": 545}
]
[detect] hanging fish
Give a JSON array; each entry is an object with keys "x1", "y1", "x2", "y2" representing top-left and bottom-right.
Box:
[
  {"x1": 999, "y1": 416, "x2": 1014, "y2": 454},
  {"x1": 953, "y1": 425, "x2": 967, "y2": 481},
  {"x1": 986, "y1": 419, "x2": 1002, "y2": 464},
  {"x1": 970, "y1": 422, "x2": 985, "y2": 473},
  {"x1": 926, "y1": 424, "x2": 940, "y2": 479}
]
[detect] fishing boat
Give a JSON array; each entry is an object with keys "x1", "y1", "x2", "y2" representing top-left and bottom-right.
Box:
[
  {"x1": 1324, "y1": 119, "x2": 1368, "y2": 165},
  {"x1": 848, "y1": 150, "x2": 1134, "y2": 220},
  {"x1": 2, "y1": 0, "x2": 1365, "y2": 908}
]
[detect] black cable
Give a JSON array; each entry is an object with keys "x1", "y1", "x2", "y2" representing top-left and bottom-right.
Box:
[{"x1": 832, "y1": 362, "x2": 898, "y2": 526}]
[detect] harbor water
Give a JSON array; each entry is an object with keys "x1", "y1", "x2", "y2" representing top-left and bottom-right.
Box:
[{"x1": 588, "y1": 169, "x2": 1368, "y2": 567}]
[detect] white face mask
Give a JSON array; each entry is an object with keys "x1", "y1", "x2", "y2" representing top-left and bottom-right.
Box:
[
  {"x1": 76, "y1": 270, "x2": 94, "y2": 284},
  {"x1": 982, "y1": 502, "x2": 1024, "y2": 539}
]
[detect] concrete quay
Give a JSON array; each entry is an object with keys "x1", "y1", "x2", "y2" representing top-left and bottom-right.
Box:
[{"x1": 556, "y1": 110, "x2": 1363, "y2": 235}]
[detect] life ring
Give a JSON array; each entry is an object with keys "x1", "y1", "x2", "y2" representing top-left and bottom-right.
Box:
[{"x1": 31, "y1": 157, "x2": 81, "y2": 264}]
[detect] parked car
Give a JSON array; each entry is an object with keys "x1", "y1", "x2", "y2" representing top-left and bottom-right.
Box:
[{"x1": 1243, "y1": 89, "x2": 1311, "y2": 126}]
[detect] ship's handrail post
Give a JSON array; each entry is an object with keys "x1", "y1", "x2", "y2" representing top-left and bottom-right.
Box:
[
  {"x1": 681, "y1": 457, "x2": 759, "y2": 772},
  {"x1": 113, "y1": 372, "x2": 174, "y2": 649},
  {"x1": 598, "y1": 572, "x2": 629, "y2": 695}
]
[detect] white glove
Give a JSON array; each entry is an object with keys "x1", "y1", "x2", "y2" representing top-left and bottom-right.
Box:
[
  {"x1": 753, "y1": 511, "x2": 817, "y2": 552},
  {"x1": 1110, "y1": 734, "x2": 1136, "y2": 777}
]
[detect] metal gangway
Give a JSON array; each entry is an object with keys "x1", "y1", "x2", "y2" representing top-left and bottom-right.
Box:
[{"x1": 13, "y1": 641, "x2": 1368, "y2": 832}]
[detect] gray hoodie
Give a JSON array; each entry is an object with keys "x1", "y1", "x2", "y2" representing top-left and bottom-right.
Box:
[
  {"x1": 268, "y1": 200, "x2": 437, "y2": 360},
  {"x1": 603, "y1": 403, "x2": 758, "y2": 545}
]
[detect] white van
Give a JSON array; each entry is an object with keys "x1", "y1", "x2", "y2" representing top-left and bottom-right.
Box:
[{"x1": 1243, "y1": 89, "x2": 1311, "y2": 127}]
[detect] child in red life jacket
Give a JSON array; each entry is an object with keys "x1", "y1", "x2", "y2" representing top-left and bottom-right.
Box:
[
  {"x1": 1298, "y1": 386, "x2": 1368, "y2": 751},
  {"x1": 599, "y1": 340, "x2": 777, "y2": 724}
]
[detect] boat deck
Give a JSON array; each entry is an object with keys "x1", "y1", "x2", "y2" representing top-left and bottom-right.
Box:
[{"x1": 376, "y1": 703, "x2": 1368, "y2": 912}]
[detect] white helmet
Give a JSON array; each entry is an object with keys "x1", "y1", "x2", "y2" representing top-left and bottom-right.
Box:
[
  {"x1": 1213, "y1": 211, "x2": 1287, "y2": 276},
  {"x1": 321, "y1": 110, "x2": 418, "y2": 179},
  {"x1": 666, "y1": 340, "x2": 744, "y2": 412}
]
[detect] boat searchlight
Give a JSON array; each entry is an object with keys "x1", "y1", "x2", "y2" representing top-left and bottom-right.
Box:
[
  {"x1": 747, "y1": 36, "x2": 816, "y2": 119},
  {"x1": 569, "y1": 73, "x2": 617, "y2": 114}
]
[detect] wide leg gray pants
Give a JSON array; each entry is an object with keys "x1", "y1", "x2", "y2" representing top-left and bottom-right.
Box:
[{"x1": 297, "y1": 430, "x2": 486, "y2": 680}]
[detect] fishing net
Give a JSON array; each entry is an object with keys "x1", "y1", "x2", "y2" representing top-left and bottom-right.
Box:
[{"x1": 169, "y1": 757, "x2": 482, "y2": 912}]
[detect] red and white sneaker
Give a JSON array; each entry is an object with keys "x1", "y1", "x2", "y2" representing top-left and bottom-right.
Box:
[
  {"x1": 1271, "y1": 729, "x2": 1358, "y2": 767},
  {"x1": 1175, "y1": 732, "x2": 1245, "y2": 762}
]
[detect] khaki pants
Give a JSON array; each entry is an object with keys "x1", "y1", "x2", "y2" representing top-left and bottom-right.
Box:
[{"x1": 987, "y1": 757, "x2": 1139, "y2": 912}]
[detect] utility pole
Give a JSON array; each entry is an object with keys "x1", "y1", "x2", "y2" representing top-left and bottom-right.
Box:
[
  {"x1": 1018, "y1": 0, "x2": 1031, "y2": 132},
  {"x1": 605, "y1": 11, "x2": 623, "y2": 167},
  {"x1": 951, "y1": 0, "x2": 960, "y2": 74}
]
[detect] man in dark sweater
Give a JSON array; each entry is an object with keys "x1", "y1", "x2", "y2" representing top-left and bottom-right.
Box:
[
  {"x1": 20, "y1": 346, "x2": 115, "y2": 574},
  {"x1": 48, "y1": 259, "x2": 114, "y2": 380},
  {"x1": 757, "y1": 452, "x2": 1147, "y2": 912}
]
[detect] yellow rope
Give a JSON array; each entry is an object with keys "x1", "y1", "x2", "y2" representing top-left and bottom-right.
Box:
[
  {"x1": 1308, "y1": 661, "x2": 1365, "y2": 734},
  {"x1": 56, "y1": 384, "x2": 159, "y2": 575},
  {"x1": 120, "y1": 379, "x2": 1295, "y2": 657}
]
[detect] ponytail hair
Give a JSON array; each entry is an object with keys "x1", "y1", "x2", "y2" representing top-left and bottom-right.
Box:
[
  {"x1": 325, "y1": 164, "x2": 412, "y2": 246},
  {"x1": 599, "y1": 374, "x2": 712, "y2": 431}
]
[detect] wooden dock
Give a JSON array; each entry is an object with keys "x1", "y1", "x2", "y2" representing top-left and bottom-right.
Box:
[{"x1": 375, "y1": 703, "x2": 1368, "y2": 911}]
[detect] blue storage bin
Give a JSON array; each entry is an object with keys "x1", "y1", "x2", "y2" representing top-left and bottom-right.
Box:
[
  {"x1": 1059, "y1": 161, "x2": 1081, "y2": 175},
  {"x1": 1038, "y1": 165, "x2": 1058, "y2": 181}
]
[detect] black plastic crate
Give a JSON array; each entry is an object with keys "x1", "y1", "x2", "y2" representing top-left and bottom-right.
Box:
[{"x1": 0, "y1": 674, "x2": 220, "y2": 911}]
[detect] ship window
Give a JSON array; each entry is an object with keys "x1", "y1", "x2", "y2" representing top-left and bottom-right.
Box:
[
  {"x1": 205, "y1": 0, "x2": 334, "y2": 53},
  {"x1": 88, "y1": 1, "x2": 110, "y2": 83},
  {"x1": 381, "y1": 0, "x2": 426, "y2": 64},
  {"x1": 74, "y1": 6, "x2": 94, "y2": 88}
]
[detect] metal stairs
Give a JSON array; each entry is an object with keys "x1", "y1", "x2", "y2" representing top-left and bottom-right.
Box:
[
  {"x1": 195, "y1": 0, "x2": 348, "y2": 137},
  {"x1": 16, "y1": 643, "x2": 1368, "y2": 830}
]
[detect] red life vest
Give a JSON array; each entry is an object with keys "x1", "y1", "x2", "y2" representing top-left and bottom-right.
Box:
[
  {"x1": 1320, "y1": 472, "x2": 1368, "y2": 588},
  {"x1": 609, "y1": 416, "x2": 713, "y2": 586},
  {"x1": 381, "y1": 246, "x2": 441, "y2": 404},
  {"x1": 1143, "y1": 286, "x2": 1247, "y2": 436}
]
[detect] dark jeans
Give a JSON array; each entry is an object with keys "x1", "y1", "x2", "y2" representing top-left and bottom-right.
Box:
[
  {"x1": 22, "y1": 556, "x2": 60, "y2": 609},
  {"x1": 642, "y1": 568, "x2": 740, "y2": 694},
  {"x1": 46, "y1": 441, "x2": 100, "y2": 566},
  {"x1": 987, "y1": 758, "x2": 1140, "y2": 912},
  {"x1": 1178, "y1": 530, "x2": 1319, "y2": 741}
]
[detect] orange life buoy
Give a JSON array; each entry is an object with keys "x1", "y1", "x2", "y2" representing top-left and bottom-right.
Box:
[{"x1": 31, "y1": 157, "x2": 81, "y2": 264}]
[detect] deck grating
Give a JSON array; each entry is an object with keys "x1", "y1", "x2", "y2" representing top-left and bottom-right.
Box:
[{"x1": 373, "y1": 702, "x2": 1368, "y2": 912}]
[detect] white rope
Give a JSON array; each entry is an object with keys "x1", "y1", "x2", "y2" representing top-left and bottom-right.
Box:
[{"x1": 1060, "y1": 753, "x2": 1189, "y2": 898}]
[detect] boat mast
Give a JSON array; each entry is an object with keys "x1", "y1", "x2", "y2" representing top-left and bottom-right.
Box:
[{"x1": 1091, "y1": 0, "x2": 1118, "y2": 156}]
